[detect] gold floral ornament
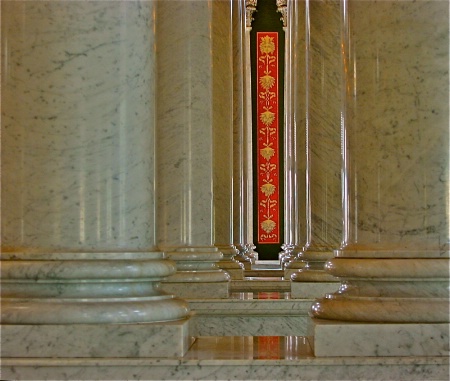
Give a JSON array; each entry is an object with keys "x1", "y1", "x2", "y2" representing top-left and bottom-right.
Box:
[
  {"x1": 260, "y1": 36, "x2": 276, "y2": 55},
  {"x1": 259, "y1": 74, "x2": 275, "y2": 90},
  {"x1": 260, "y1": 110, "x2": 275, "y2": 126},
  {"x1": 261, "y1": 219, "x2": 276, "y2": 233},
  {"x1": 261, "y1": 182, "x2": 276, "y2": 197},
  {"x1": 260, "y1": 145, "x2": 275, "y2": 160}
]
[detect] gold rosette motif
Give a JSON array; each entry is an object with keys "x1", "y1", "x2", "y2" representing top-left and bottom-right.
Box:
[{"x1": 261, "y1": 219, "x2": 276, "y2": 234}]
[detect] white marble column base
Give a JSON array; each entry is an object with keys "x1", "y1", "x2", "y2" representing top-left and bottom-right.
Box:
[
  {"x1": 216, "y1": 245, "x2": 245, "y2": 279},
  {"x1": 2, "y1": 318, "x2": 192, "y2": 358},
  {"x1": 291, "y1": 281, "x2": 341, "y2": 299},
  {"x1": 161, "y1": 281, "x2": 230, "y2": 298},
  {"x1": 309, "y1": 318, "x2": 450, "y2": 357},
  {"x1": 284, "y1": 260, "x2": 307, "y2": 278},
  {"x1": 217, "y1": 263, "x2": 245, "y2": 279}
]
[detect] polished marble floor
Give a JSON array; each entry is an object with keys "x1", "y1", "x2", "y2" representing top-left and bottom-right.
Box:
[{"x1": 185, "y1": 336, "x2": 314, "y2": 360}]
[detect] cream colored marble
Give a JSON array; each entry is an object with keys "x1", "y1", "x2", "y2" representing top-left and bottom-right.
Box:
[
  {"x1": 311, "y1": 319, "x2": 449, "y2": 357},
  {"x1": 1, "y1": 0, "x2": 191, "y2": 359},
  {"x1": 288, "y1": 0, "x2": 343, "y2": 281},
  {"x1": 2, "y1": 0, "x2": 159, "y2": 252},
  {"x1": 231, "y1": 279, "x2": 291, "y2": 293},
  {"x1": 155, "y1": 0, "x2": 236, "y2": 295},
  {"x1": 189, "y1": 297, "x2": 311, "y2": 336},
  {"x1": 212, "y1": 2, "x2": 235, "y2": 266},
  {"x1": 290, "y1": 281, "x2": 341, "y2": 299},
  {"x1": 160, "y1": 249, "x2": 230, "y2": 298},
  {"x1": 2, "y1": 319, "x2": 192, "y2": 358},
  {"x1": 1, "y1": 253, "x2": 190, "y2": 324},
  {"x1": 2, "y1": 336, "x2": 448, "y2": 380},
  {"x1": 216, "y1": 244, "x2": 245, "y2": 280},
  {"x1": 280, "y1": 0, "x2": 304, "y2": 262},
  {"x1": 341, "y1": 0, "x2": 449, "y2": 250}
]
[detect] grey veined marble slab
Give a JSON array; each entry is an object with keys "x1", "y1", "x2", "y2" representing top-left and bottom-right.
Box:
[{"x1": 3, "y1": 336, "x2": 448, "y2": 381}]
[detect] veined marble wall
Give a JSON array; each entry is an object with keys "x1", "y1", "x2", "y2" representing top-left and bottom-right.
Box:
[
  {"x1": 342, "y1": 0, "x2": 449, "y2": 252},
  {"x1": 2, "y1": 0, "x2": 158, "y2": 252}
]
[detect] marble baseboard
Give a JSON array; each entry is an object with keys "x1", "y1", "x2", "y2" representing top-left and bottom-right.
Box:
[
  {"x1": 188, "y1": 298, "x2": 312, "y2": 336},
  {"x1": 231, "y1": 280, "x2": 291, "y2": 293},
  {"x1": 1, "y1": 318, "x2": 192, "y2": 358},
  {"x1": 310, "y1": 318, "x2": 450, "y2": 357},
  {"x1": 291, "y1": 282, "x2": 341, "y2": 299},
  {"x1": 192, "y1": 315, "x2": 309, "y2": 336},
  {"x1": 245, "y1": 269, "x2": 285, "y2": 277},
  {"x1": 161, "y1": 282, "x2": 230, "y2": 298},
  {"x1": 2, "y1": 336, "x2": 448, "y2": 380}
]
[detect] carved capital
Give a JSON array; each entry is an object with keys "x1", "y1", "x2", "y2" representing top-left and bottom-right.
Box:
[
  {"x1": 245, "y1": 0, "x2": 257, "y2": 28},
  {"x1": 276, "y1": 0, "x2": 287, "y2": 27}
]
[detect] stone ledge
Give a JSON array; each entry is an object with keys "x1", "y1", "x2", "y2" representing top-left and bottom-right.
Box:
[
  {"x1": 310, "y1": 318, "x2": 450, "y2": 357},
  {"x1": 1, "y1": 318, "x2": 192, "y2": 358},
  {"x1": 2, "y1": 335, "x2": 448, "y2": 381}
]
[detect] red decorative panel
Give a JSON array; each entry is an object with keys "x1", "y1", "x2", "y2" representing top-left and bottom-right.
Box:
[{"x1": 256, "y1": 32, "x2": 280, "y2": 244}]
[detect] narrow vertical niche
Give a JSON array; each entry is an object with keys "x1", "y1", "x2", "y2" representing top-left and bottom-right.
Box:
[{"x1": 250, "y1": 0, "x2": 285, "y2": 260}]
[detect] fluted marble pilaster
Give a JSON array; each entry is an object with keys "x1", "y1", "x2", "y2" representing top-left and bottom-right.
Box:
[
  {"x1": 156, "y1": 0, "x2": 232, "y2": 297},
  {"x1": 1, "y1": 0, "x2": 190, "y2": 358},
  {"x1": 287, "y1": 1, "x2": 342, "y2": 297},
  {"x1": 232, "y1": 0, "x2": 252, "y2": 270},
  {"x1": 310, "y1": 0, "x2": 449, "y2": 357},
  {"x1": 279, "y1": 0, "x2": 304, "y2": 268}
]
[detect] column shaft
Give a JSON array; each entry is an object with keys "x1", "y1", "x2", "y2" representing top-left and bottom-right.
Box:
[
  {"x1": 287, "y1": 1, "x2": 342, "y2": 298},
  {"x1": 310, "y1": 0, "x2": 449, "y2": 357},
  {"x1": 1, "y1": 0, "x2": 190, "y2": 358},
  {"x1": 156, "y1": 0, "x2": 232, "y2": 298}
]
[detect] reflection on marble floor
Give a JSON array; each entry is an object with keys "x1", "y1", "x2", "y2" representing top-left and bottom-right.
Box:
[
  {"x1": 230, "y1": 292, "x2": 291, "y2": 299},
  {"x1": 184, "y1": 336, "x2": 314, "y2": 360}
]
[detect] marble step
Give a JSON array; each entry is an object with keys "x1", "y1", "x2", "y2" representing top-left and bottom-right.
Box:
[
  {"x1": 244, "y1": 269, "x2": 285, "y2": 277},
  {"x1": 188, "y1": 295, "x2": 312, "y2": 336},
  {"x1": 231, "y1": 279, "x2": 291, "y2": 293},
  {"x1": 3, "y1": 336, "x2": 447, "y2": 380}
]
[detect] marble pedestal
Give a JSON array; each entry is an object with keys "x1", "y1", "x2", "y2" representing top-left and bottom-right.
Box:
[
  {"x1": 310, "y1": 318, "x2": 450, "y2": 357},
  {"x1": 161, "y1": 281, "x2": 230, "y2": 299},
  {"x1": 161, "y1": 247, "x2": 231, "y2": 298},
  {"x1": 284, "y1": 259, "x2": 307, "y2": 278},
  {"x1": 289, "y1": 252, "x2": 340, "y2": 298},
  {"x1": 216, "y1": 245, "x2": 245, "y2": 280},
  {"x1": 290, "y1": 280, "x2": 341, "y2": 299},
  {"x1": 2, "y1": 319, "x2": 193, "y2": 358},
  {"x1": 189, "y1": 296, "x2": 311, "y2": 336}
]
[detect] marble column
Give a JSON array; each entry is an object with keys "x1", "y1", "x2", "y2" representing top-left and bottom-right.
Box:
[
  {"x1": 156, "y1": 0, "x2": 232, "y2": 298},
  {"x1": 232, "y1": 0, "x2": 253, "y2": 273},
  {"x1": 232, "y1": 0, "x2": 259, "y2": 269},
  {"x1": 1, "y1": 0, "x2": 191, "y2": 358},
  {"x1": 215, "y1": 0, "x2": 245, "y2": 281},
  {"x1": 242, "y1": 0, "x2": 259, "y2": 264},
  {"x1": 310, "y1": 0, "x2": 449, "y2": 357},
  {"x1": 278, "y1": 0, "x2": 305, "y2": 267},
  {"x1": 287, "y1": 0, "x2": 341, "y2": 296}
]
